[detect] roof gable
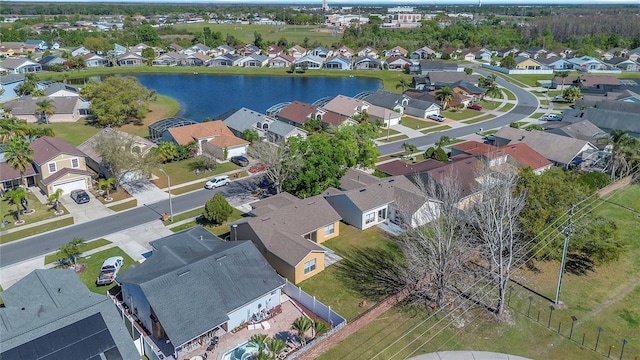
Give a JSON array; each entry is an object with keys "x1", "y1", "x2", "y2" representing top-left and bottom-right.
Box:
[
  {"x1": 167, "y1": 120, "x2": 241, "y2": 145},
  {"x1": 30, "y1": 136, "x2": 86, "y2": 165}
]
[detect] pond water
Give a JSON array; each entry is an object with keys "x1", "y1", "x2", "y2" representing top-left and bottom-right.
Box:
[{"x1": 130, "y1": 73, "x2": 382, "y2": 122}]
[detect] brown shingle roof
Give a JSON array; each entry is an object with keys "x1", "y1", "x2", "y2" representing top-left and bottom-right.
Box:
[
  {"x1": 167, "y1": 121, "x2": 248, "y2": 148},
  {"x1": 30, "y1": 136, "x2": 87, "y2": 166},
  {"x1": 377, "y1": 159, "x2": 446, "y2": 176},
  {"x1": 277, "y1": 101, "x2": 318, "y2": 125},
  {"x1": 423, "y1": 157, "x2": 481, "y2": 198},
  {"x1": 452, "y1": 140, "x2": 551, "y2": 171}
]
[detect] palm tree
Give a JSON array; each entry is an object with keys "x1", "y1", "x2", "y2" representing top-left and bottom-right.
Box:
[
  {"x1": 248, "y1": 334, "x2": 269, "y2": 357},
  {"x1": 401, "y1": 142, "x2": 418, "y2": 157},
  {"x1": 35, "y1": 98, "x2": 56, "y2": 124},
  {"x1": 555, "y1": 70, "x2": 570, "y2": 90},
  {"x1": 292, "y1": 317, "x2": 312, "y2": 346},
  {"x1": 56, "y1": 237, "x2": 85, "y2": 266},
  {"x1": 311, "y1": 319, "x2": 329, "y2": 338},
  {"x1": 266, "y1": 338, "x2": 287, "y2": 360},
  {"x1": 48, "y1": 188, "x2": 63, "y2": 213},
  {"x1": 485, "y1": 84, "x2": 501, "y2": 102},
  {"x1": 5, "y1": 136, "x2": 34, "y2": 187},
  {"x1": 600, "y1": 130, "x2": 640, "y2": 180},
  {"x1": 396, "y1": 77, "x2": 411, "y2": 93},
  {"x1": 435, "y1": 86, "x2": 454, "y2": 110},
  {"x1": 97, "y1": 177, "x2": 116, "y2": 200},
  {"x1": 6, "y1": 187, "x2": 28, "y2": 223}
]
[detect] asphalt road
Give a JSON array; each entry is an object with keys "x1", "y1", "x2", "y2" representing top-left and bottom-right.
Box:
[
  {"x1": 377, "y1": 71, "x2": 539, "y2": 156},
  {"x1": 0, "y1": 177, "x2": 265, "y2": 267}
]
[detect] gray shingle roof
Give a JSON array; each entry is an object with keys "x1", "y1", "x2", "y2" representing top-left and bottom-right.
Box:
[
  {"x1": 562, "y1": 107, "x2": 640, "y2": 133},
  {"x1": 117, "y1": 226, "x2": 284, "y2": 348},
  {"x1": 494, "y1": 127, "x2": 596, "y2": 165},
  {"x1": 544, "y1": 120, "x2": 606, "y2": 144},
  {"x1": 3, "y1": 96, "x2": 81, "y2": 116},
  {"x1": 0, "y1": 270, "x2": 139, "y2": 360},
  {"x1": 364, "y1": 90, "x2": 406, "y2": 110}
]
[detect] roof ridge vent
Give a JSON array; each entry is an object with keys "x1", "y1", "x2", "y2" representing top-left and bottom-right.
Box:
[
  {"x1": 177, "y1": 269, "x2": 190, "y2": 277},
  {"x1": 261, "y1": 217, "x2": 271, "y2": 221}
]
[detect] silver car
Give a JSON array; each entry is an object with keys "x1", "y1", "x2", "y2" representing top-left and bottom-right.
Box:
[{"x1": 204, "y1": 175, "x2": 230, "y2": 189}]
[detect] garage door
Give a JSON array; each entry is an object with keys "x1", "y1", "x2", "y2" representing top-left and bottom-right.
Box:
[{"x1": 52, "y1": 178, "x2": 86, "y2": 195}]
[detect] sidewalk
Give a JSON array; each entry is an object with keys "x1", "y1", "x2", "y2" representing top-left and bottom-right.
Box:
[{"x1": 408, "y1": 351, "x2": 531, "y2": 360}]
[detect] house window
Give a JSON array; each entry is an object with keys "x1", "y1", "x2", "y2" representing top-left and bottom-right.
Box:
[
  {"x1": 304, "y1": 259, "x2": 316, "y2": 275},
  {"x1": 48, "y1": 163, "x2": 56, "y2": 173},
  {"x1": 71, "y1": 158, "x2": 79, "y2": 168},
  {"x1": 365, "y1": 212, "x2": 376, "y2": 224},
  {"x1": 378, "y1": 208, "x2": 387, "y2": 220},
  {"x1": 324, "y1": 223, "x2": 335, "y2": 236}
]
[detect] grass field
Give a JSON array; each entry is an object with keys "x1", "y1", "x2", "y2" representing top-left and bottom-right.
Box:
[
  {"x1": 421, "y1": 125, "x2": 451, "y2": 134},
  {"x1": 503, "y1": 89, "x2": 516, "y2": 101},
  {"x1": 530, "y1": 112, "x2": 545, "y2": 119},
  {"x1": 444, "y1": 109, "x2": 477, "y2": 121},
  {"x1": 166, "y1": 208, "x2": 245, "y2": 237},
  {"x1": 400, "y1": 116, "x2": 440, "y2": 130},
  {"x1": 44, "y1": 238, "x2": 112, "y2": 265},
  {"x1": 379, "y1": 134, "x2": 409, "y2": 143},
  {"x1": 462, "y1": 114, "x2": 495, "y2": 124},
  {"x1": 318, "y1": 184, "x2": 640, "y2": 360},
  {"x1": 0, "y1": 192, "x2": 68, "y2": 234},
  {"x1": 72, "y1": 247, "x2": 137, "y2": 294}
]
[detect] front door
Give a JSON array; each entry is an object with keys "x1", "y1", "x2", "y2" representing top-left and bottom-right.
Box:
[{"x1": 378, "y1": 208, "x2": 387, "y2": 221}]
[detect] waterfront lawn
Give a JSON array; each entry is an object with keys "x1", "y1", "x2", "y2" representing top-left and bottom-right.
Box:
[
  {"x1": 28, "y1": 119, "x2": 101, "y2": 147},
  {"x1": 120, "y1": 95, "x2": 180, "y2": 138}
]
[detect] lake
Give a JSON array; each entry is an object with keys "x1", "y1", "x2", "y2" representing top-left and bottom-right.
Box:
[{"x1": 131, "y1": 73, "x2": 383, "y2": 122}]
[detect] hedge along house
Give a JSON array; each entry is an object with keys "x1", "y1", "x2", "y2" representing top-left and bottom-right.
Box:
[
  {"x1": 232, "y1": 192, "x2": 342, "y2": 284},
  {"x1": 115, "y1": 226, "x2": 285, "y2": 359}
]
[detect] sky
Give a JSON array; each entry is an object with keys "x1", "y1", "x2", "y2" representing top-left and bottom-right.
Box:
[{"x1": 4, "y1": 0, "x2": 640, "y2": 4}]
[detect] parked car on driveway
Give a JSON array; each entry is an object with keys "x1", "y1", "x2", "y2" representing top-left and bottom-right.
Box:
[
  {"x1": 541, "y1": 114, "x2": 563, "y2": 121},
  {"x1": 249, "y1": 163, "x2": 268, "y2": 173},
  {"x1": 427, "y1": 114, "x2": 446, "y2": 122},
  {"x1": 230, "y1": 155, "x2": 249, "y2": 167},
  {"x1": 96, "y1": 256, "x2": 123, "y2": 286},
  {"x1": 468, "y1": 104, "x2": 483, "y2": 111},
  {"x1": 70, "y1": 189, "x2": 90, "y2": 204},
  {"x1": 205, "y1": 175, "x2": 230, "y2": 189}
]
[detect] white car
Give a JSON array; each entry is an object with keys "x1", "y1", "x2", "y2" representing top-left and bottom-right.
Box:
[
  {"x1": 427, "y1": 114, "x2": 446, "y2": 122},
  {"x1": 541, "y1": 114, "x2": 563, "y2": 121},
  {"x1": 204, "y1": 175, "x2": 230, "y2": 189}
]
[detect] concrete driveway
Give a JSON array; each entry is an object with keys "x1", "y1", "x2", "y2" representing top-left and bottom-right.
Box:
[{"x1": 59, "y1": 192, "x2": 115, "y2": 224}]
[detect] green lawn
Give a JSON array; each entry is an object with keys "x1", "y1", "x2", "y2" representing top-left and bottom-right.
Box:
[
  {"x1": 72, "y1": 247, "x2": 137, "y2": 294},
  {"x1": 151, "y1": 160, "x2": 240, "y2": 189},
  {"x1": 167, "y1": 208, "x2": 245, "y2": 238},
  {"x1": 503, "y1": 89, "x2": 516, "y2": 101},
  {"x1": 462, "y1": 114, "x2": 495, "y2": 124},
  {"x1": 400, "y1": 116, "x2": 436, "y2": 130},
  {"x1": 319, "y1": 184, "x2": 640, "y2": 359},
  {"x1": 378, "y1": 128, "x2": 400, "y2": 138},
  {"x1": 1, "y1": 192, "x2": 69, "y2": 234},
  {"x1": 26, "y1": 119, "x2": 102, "y2": 147},
  {"x1": 444, "y1": 109, "x2": 477, "y2": 121},
  {"x1": 478, "y1": 100, "x2": 501, "y2": 110},
  {"x1": 510, "y1": 121, "x2": 528, "y2": 128},
  {"x1": 479, "y1": 129, "x2": 498, "y2": 136},
  {"x1": 0, "y1": 217, "x2": 74, "y2": 244},
  {"x1": 45, "y1": 238, "x2": 112, "y2": 265},
  {"x1": 107, "y1": 200, "x2": 138, "y2": 212},
  {"x1": 540, "y1": 100, "x2": 549, "y2": 106},
  {"x1": 501, "y1": 103, "x2": 515, "y2": 112},
  {"x1": 530, "y1": 112, "x2": 545, "y2": 119},
  {"x1": 420, "y1": 125, "x2": 451, "y2": 134},
  {"x1": 509, "y1": 74, "x2": 559, "y2": 87},
  {"x1": 299, "y1": 225, "x2": 399, "y2": 321}
]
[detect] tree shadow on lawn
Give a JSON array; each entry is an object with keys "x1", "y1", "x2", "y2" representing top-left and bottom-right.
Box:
[{"x1": 565, "y1": 253, "x2": 595, "y2": 276}]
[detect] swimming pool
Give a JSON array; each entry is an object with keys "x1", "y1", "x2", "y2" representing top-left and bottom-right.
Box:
[{"x1": 222, "y1": 341, "x2": 258, "y2": 360}]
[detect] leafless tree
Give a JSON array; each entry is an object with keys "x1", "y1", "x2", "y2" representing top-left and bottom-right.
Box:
[
  {"x1": 469, "y1": 162, "x2": 526, "y2": 320},
  {"x1": 398, "y1": 171, "x2": 471, "y2": 309},
  {"x1": 247, "y1": 141, "x2": 299, "y2": 194}
]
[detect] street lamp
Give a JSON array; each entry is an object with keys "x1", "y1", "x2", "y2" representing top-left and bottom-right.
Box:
[{"x1": 158, "y1": 168, "x2": 173, "y2": 222}]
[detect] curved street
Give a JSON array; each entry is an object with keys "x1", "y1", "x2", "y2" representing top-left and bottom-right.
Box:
[
  {"x1": 377, "y1": 70, "x2": 539, "y2": 156},
  {"x1": 1, "y1": 73, "x2": 539, "y2": 268}
]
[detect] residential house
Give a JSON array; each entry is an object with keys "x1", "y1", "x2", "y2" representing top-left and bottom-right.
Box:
[
  {"x1": 130, "y1": 43, "x2": 151, "y2": 56},
  {"x1": 561, "y1": 105, "x2": 640, "y2": 134},
  {"x1": 116, "y1": 226, "x2": 286, "y2": 359},
  {"x1": 426, "y1": 71, "x2": 480, "y2": 87},
  {"x1": 440, "y1": 47, "x2": 461, "y2": 59},
  {"x1": 409, "y1": 60, "x2": 459, "y2": 76},
  {"x1": 364, "y1": 90, "x2": 409, "y2": 114},
  {"x1": 493, "y1": 127, "x2": 598, "y2": 168},
  {"x1": 111, "y1": 43, "x2": 127, "y2": 56},
  {"x1": 219, "y1": 107, "x2": 308, "y2": 143},
  {"x1": 161, "y1": 120, "x2": 249, "y2": 160},
  {"x1": 37, "y1": 55, "x2": 66, "y2": 70},
  {"x1": 3, "y1": 96, "x2": 84, "y2": 123},
  {"x1": 376, "y1": 159, "x2": 447, "y2": 176},
  {"x1": 543, "y1": 120, "x2": 608, "y2": 148},
  {"x1": 24, "y1": 39, "x2": 48, "y2": 51},
  {"x1": 81, "y1": 53, "x2": 109, "y2": 68},
  {"x1": 295, "y1": 55, "x2": 324, "y2": 69},
  {"x1": 384, "y1": 55, "x2": 412, "y2": 70},
  {"x1": 211, "y1": 44, "x2": 235, "y2": 57},
  {"x1": 43, "y1": 82, "x2": 81, "y2": 98},
  {"x1": 450, "y1": 140, "x2": 552, "y2": 174},
  {"x1": 268, "y1": 54, "x2": 295, "y2": 68},
  {"x1": 551, "y1": 47, "x2": 573, "y2": 58},
  {"x1": 552, "y1": 75, "x2": 620, "y2": 89},
  {"x1": 324, "y1": 55, "x2": 352, "y2": 70},
  {"x1": 513, "y1": 56, "x2": 547, "y2": 70},
  {"x1": 209, "y1": 53, "x2": 242, "y2": 67},
  {"x1": 404, "y1": 98, "x2": 442, "y2": 119},
  {"x1": 353, "y1": 56, "x2": 382, "y2": 70},
  {"x1": 520, "y1": 47, "x2": 547, "y2": 59},
  {"x1": 325, "y1": 169, "x2": 440, "y2": 230},
  {"x1": 357, "y1": 46, "x2": 379, "y2": 59},
  {"x1": 238, "y1": 53, "x2": 268, "y2": 68},
  {"x1": 152, "y1": 52, "x2": 187, "y2": 66},
  {"x1": 537, "y1": 56, "x2": 574, "y2": 70},
  {"x1": 276, "y1": 100, "x2": 348, "y2": 129},
  {"x1": 411, "y1": 46, "x2": 436, "y2": 59},
  {"x1": 266, "y1": 44, "x2": 282, "y2": 58},
  {"x1": 449, "y1": 80, "x2": 486, "y2": 102},
  {"x1": 605, "y1": 57, "x2": 640, "y2": 72},
  {"x1": 308, "y1": 46, "x2": 333, "y2": 58},
  {"x1": 169, "y1": 43, "x2": 184, "y2": 53},
  {"x1": 233, "y1": 193, "x2": 341, "y2": 284},
  {"x1": 568, "y1": 56, "x2": 616, "y2": 73},
  {"x1": 0, "y1": 42, "x2": 24, "y2": 56},
  {"x1": 335, "y1": 45, "x2": 355, "y2": 59},
  {"x1": 70, "y1": 45, "x2": 91, "y2": 57},
  {"x1": 0, "y1": 58, "x2": 42, "y2": 74},
  {"x1": 117, "y1": 52, "x2": 145, "y2": 66},
  {"x1": 322, "y1": 94, "x2": 401, "y2": 126},
  {"x1": 385, "y1": 46, "x2": 408, "y2": 57},
  {"x1": 0, "y1": 270, "x2": 139, "y2": 360},
  {"x1": 188, "y1": 43, "x2": 211, "y2": 55},
  {"x1": 0, "y1": 74, "x2": 24, "y2": 102},
  {"x1": 603, "y1": 47, "x2": 629, "y2": 60},
  {"x1": 287, "y1": 45, "x2": 307, "y2": 59},
  {"x1": 628, "y1": 47, "x2": 640, "y2": 62},
  {"x1": 497, "y1": 47, "x2": 519, "y2": 58},
  {"x1": 413, "y1": 156, "x2": 484, "y2": 209},
  {"x1": 28, "y1": 136, "x2": 93, "y2": 196},
  {"x1": 188, "y1": 52, "x2": 212, "y2": 66},
  {"x1": 78, "y1": 127, "x2": 157, "y2": 181},
  {"x1": 238, "y1": 44, "x2": 261, "y2": 57}
]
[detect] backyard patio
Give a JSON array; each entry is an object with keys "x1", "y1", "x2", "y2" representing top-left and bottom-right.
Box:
[{"x1": 178, "y1": 295, "x2": 311, "y2": 360}]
